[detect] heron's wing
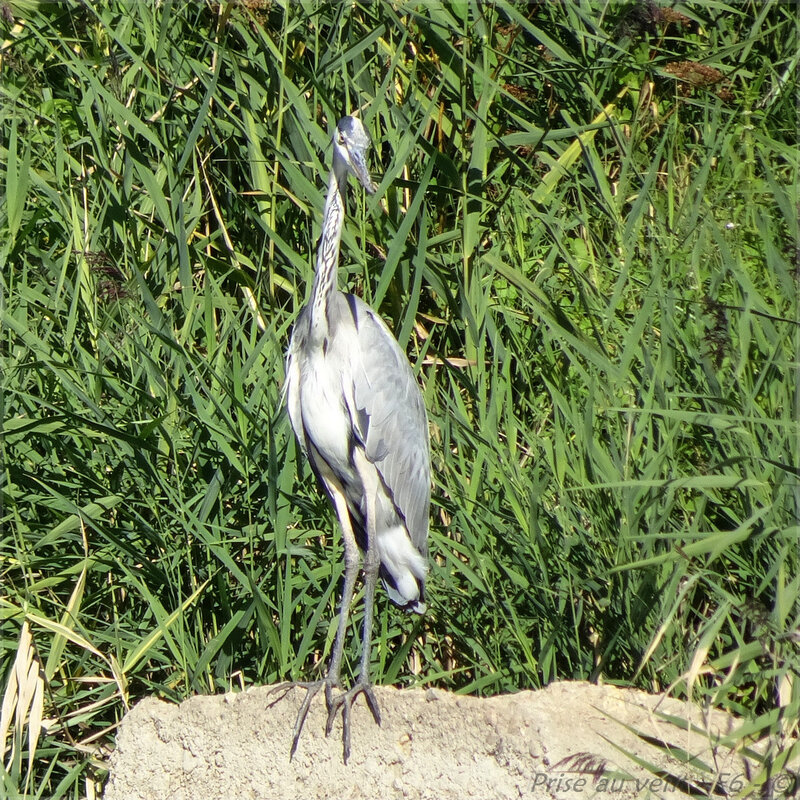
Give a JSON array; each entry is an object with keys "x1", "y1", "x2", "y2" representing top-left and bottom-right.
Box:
[{"x1": 337, "y1": 294, "x2": 430, "y2": 555}]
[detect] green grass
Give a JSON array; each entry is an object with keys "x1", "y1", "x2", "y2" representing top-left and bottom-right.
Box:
[{"x1": 1, "y1": 0, "x2": 798, "y2": 796}]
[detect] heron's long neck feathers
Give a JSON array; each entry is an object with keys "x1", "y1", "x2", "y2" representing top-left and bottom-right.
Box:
[{"x1": 309, "y1": 163, "x2": 347, "y2": 341}]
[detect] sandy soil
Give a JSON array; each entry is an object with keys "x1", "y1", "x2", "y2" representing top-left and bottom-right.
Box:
[{"x1": 102, "y1": 680, "x2": 777, "y2": 800}]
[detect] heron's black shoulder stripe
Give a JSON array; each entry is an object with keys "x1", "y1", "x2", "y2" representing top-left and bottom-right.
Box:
[
  {"x1": 355, "y1": 406, "x2": 369, "y2": 442},
  {"x1": 345, "y1": 293, "x2": 361, "y2": 329}
]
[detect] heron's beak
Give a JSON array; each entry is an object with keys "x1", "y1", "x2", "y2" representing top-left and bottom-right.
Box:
[{"x1": 349, "y1": 148, "x2": 377, "y2": 195}]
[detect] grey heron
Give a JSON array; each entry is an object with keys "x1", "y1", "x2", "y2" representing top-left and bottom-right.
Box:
[{"x1": 283, "y1": 116, "x2": 430, "y2": 762}]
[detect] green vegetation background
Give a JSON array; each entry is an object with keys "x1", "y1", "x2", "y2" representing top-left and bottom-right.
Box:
[{"x1": 1, "y1": 1, "x2": 797, "y2": 796}]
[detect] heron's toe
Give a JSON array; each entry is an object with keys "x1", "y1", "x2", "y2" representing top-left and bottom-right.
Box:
[{"x1": 325, "y1": 678, "x2": 381, "y2": 763}]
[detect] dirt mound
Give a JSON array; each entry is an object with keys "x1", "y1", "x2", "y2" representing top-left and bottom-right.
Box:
[{"x1": 103, "y1": 681, "x2": 755, "y2": 800}]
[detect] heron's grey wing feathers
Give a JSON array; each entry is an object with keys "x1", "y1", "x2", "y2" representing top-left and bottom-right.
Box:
[{"x1": 339, "y1": 294, "x2": 430, "y2": 555}]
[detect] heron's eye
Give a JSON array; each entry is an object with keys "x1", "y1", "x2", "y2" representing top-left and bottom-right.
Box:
[{"x1": 337, "y1": 133, "x2": 345, "y2": 145}]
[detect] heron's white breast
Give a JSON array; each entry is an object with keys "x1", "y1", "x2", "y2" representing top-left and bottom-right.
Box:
[{"x1": 298, "y1": 333, "x2": 357, "y2": 478}]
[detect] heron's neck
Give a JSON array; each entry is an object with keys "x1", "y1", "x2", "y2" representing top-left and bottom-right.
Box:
[{"x1": 309, "y1": 165, "x2": 347, "y2": 339}]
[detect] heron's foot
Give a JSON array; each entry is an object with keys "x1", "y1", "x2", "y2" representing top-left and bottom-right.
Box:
[
  {"x1": 269, "y1": 678, "x2": 339, "y2": 759},
  {"x1": 325, "y1": 677, "x2": 381, "y2": 763}
]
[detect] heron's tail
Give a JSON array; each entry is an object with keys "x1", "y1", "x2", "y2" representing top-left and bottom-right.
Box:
[{"x1": 377, "y1": 526, "x2": 427, "y2": 613}]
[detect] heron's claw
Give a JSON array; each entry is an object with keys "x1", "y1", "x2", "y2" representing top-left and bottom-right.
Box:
[
  {"x1": 271, "y1": 678, "x2": 380, "y2": 762},
  {"x1": 325, "y1": 679, "x2": 381, "y2": 763},
  {"x1": 270, "y1": 679, "x2": 339, "y2": 759}
]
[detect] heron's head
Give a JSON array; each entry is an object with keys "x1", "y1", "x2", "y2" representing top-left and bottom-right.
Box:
[{"x1": 333, "y1": 116, "x2": 377, "y2": 195}]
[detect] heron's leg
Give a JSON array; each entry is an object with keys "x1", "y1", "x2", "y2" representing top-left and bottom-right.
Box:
[
  {"x1": 285, "y1": 480, "x2": 360, "y2": 758},
  {"x1": 357, "y1": 530, "x2": 380, "y2": 685},
  {"x1": 326, "y1": 451, "x2": 382, "y2": 762},
  {"x1": 325, "y1": 486, "x2": 362, "y2": 691}
]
